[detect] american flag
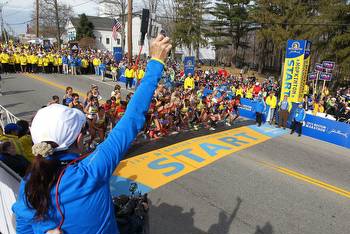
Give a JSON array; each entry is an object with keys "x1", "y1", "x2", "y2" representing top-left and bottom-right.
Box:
[{"x1": 112, "y1": 18, "x2": 122, "y2": 41}]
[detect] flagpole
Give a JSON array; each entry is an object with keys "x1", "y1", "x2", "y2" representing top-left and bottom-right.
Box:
[{"x1": 127, "y1": 0, "x2": 133, "y2": 64}]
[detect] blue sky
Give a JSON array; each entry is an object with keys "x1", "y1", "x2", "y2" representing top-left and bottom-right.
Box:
[{"x1": 4, "y1": 0, "x2": 99, "y2": 35}]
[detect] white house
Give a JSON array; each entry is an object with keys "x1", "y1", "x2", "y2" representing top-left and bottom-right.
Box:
[
  {"x1": 64, "y1": 16, "x2": 121, "y2": 52},
  {"x1": 64, "y1": 14, "x2": 162, "y2": 55}
]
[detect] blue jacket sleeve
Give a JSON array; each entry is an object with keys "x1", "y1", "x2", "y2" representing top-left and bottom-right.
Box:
[
  {"x1": 12, "y1": 181, "x2": 35, "y2": 234},
  {"x1": 80, "y1": 60, "x2": 164, "y2": 181}
]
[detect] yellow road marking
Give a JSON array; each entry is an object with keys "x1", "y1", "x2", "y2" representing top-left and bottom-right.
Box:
[
  {"x1": 256, "y1": 160, "x2": 350, "y2": 199},
  {"x1": 25, "y1": 73, "x2": 87, "y2": 98}
]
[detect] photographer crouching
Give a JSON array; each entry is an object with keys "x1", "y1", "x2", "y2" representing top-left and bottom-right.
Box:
[{"x1": 12, "y1": 35, "x2": 172, "y2": 234}]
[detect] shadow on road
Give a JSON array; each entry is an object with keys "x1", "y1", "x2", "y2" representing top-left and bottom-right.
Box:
[
  {"x1": 208, "y1": 197, "x2": 242, "y2": 234},
  {"x1": 149, "y1": 197, "x2": 243, "y2": 234},
  {"x1": 2, "y1": 90, "x2": 35, "y2": 96},
  {"x1": 2, "y1": 102, "x2": 23, "y2": 108},
  {"x1": 16, "y1": 110, "x2": 37, "y2": 118},
  {"x1": 254, "y1": 222, "x2": 274, "y2": 234}
]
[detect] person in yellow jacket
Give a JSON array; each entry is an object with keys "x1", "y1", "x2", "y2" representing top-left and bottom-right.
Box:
[
  {"x1": 57, "y1": 54, "x2": 63, "y2": 74},
  {"x1": 20, "y1": 53, "x2": 27, "y2": 72},
  {"x1": 110, "y1": 63, "x2": 118, "y2": 81},
  {"x1": 266, "y1": 91, "x2": 277, "y2": 124},
  {"x1": 0, "y1": 124, "x2": 25, "y2": 157},
  {"x1": 37, "y1": 55, "x2": 43, "y2": 73},
  {"x1": 124, "y1": 64, "x2": 134, "y2": 89},
  {"x1": 184, "y1": 73, "x2": 195, "y2": 90},
  {"x1": 278, "y1": 95, "x2": 292, "y2": 129},
  {"x1": 93, "y1": 56, "x2": 101, "y2": 75},
  {"x1": 16, "y1": 120, "x2": 35, "y2": 162},
  {"x1": 26, "y1": 52, "x2": 33, "y2": 72},
  {"x1": 312, "y1": 100, "x2": 325, "y2": 115},
  {"x1": 14, "y1": 52, "x2": 20, "y2": 72},
  {"x1": 1, "y1": 51, "x2": 9, "y2": 73},
  {"x1": 8, "y1": 52, "x2": 15, "y2": 72},
  {"x1": 43, "y1": 55, "x2": 50, "y2": 73},
  {"x1": 236, "y1": 86, "x2": 243, "y2": 98},
  {"x1": 53, "y1": 55, "x2": 59, "y2": 73},
  {"x1": 81, "y1": 57, "x2": 89, "y2": 74},
  {"x1": 135, "y1": 66, "x2": 145, "y2": 89},
  {"x1": 47, "y1": 52, "x2": 54, "y2": 73},
  {"x1": 30, "y1": 53, "x2": 38, "y2": 73},
  {"x1": 245, "y1": 86, "x2": 253, "y2": 99},
  {"x1": 303, "y1": 83, "x2": 310, "y2": 97}
]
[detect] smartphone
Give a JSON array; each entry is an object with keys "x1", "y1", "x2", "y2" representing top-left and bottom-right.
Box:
[{"x1": 160, "y1": 29, "x2": 167, "y2": 37}]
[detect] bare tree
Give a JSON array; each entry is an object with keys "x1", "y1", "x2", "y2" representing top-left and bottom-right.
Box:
[
  {"x1": 31, "y1": 0, "x2": 73, "y2": 48},
  {"x1": 99, "y1": 0, "x2": 128, "y2": 54}
]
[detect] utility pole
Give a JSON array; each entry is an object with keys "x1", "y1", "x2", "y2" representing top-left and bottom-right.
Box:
[
  {"x1": 0, "y1": 1, "x2": 8, "y2": 43},
  {"x1": 53, "y1": 0, "x2": 61, "y2": 50},
  {"x1": 127, "y1": 0, "x2": 132, "y2": 64},
  {"x1": 36, "y1": 0, "x2": 39, "y2": 37}
]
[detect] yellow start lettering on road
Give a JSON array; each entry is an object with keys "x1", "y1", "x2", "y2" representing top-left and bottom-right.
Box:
[{"x1": 114, "y1": 126, "x2": 270, "y2": 189}]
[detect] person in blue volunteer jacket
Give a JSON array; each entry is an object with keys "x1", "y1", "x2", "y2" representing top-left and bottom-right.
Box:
[
  {"x1": 61, "y1": 54, "x2": 69, "y2": 75},
  {"x1": 254, "y1": 95, "x2": 266, "y2": 127},
  {"x1": 99, "y1": 60, "x2": 107, "y2": 82},
  {"x1": 12, "y1": 34, "x2": 172, "y2": 234},
  {"x1": 290, "y1": 103, "x2": 306, "y2": 137}
]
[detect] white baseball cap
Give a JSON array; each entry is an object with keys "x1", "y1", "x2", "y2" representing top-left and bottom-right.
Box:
[{"x1": 31, "y1": 104, "x2": 86, "y2": 151}]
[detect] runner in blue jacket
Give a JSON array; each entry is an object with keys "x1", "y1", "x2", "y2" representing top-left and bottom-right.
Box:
[{"x1": 12, "y1": 35, "x2": 172, "y2": 234}]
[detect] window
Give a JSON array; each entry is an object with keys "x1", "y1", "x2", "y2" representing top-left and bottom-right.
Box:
[
  {"x1": 106, "y1": 37, "x2": 110, "y2": 45},
  {"x1": 117, "y1": 39, "x2": 121, "y2": 45},
  {"x1": 99, "y1": 37, "x2": 102, "y2": 43}
]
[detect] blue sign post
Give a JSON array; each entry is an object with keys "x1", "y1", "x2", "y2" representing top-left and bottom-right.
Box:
[
  {"x1": 113, "y1": 47, "x2": 123, "y2": 63},
  {"x1": 184, "y1": 56, "x2": 195, "y2": 76}
]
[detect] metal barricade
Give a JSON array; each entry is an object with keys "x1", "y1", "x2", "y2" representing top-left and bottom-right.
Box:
[{"x1": 0, "y1": 105, "x2": 19, "y2": 133}]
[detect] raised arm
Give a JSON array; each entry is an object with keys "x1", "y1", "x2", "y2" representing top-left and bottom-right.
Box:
[{"x1": 81, "y1": 35, "x2": 172, "y2": 181}]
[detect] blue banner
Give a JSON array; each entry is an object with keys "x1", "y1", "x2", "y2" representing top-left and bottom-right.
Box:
[
  {"x1": 303, "y1": 115, "x2": 350, "y2": 148},
  {"x1": 113, "y1": 47, "x2": 123, "y2": 63},
  {"x1": 184, "y1": 56, "x2": 195, "y2": 76},
  {"x1": 238, "y1": 98, "x2": 350, "y2": 148},
  {"x1": 238, "y1": 98, "x2": 269, "y2": 122}
]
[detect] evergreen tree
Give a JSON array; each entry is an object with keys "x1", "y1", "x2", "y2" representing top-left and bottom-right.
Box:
[
  {"x1": 173, "y1": 0, "x2": 209, "y2": 58},
  {"x1": 209, "y1": 0, "x2": 253, "y2": 66},
  {"x1": 250, "y1": 0, "x2": 311, "y2": 72},
  {"x1": 76, "y1": 14, "x2": 95, "y2": 40},
  {"x1": 306, "y1": 0, "x2": 350, "y2": 82}
]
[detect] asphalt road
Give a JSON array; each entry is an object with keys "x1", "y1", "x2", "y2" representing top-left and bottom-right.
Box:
[{"x1": 1, "y1": 73, "x2": 350, "y2": 234}]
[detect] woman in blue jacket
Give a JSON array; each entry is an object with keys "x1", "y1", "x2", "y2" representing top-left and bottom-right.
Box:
[
  {"x1": 254, "y1": 96, "x2": 266, "y2": 127},
  {"x1": 12, "y1": 35, "x2": 172, "y2": 234}
]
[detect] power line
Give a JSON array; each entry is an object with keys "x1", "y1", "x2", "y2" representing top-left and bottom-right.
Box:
[
  {"x1": 71, "y1": 0, "x2": 95, "y2": 8},
  {"x1": 7, "y1": 19, "x2": 34, "y2": 26},
  {"x1": 155, "y1": 15, "x2": 350, "y2": 27}
]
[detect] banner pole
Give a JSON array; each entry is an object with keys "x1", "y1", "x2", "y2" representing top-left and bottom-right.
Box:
[
  {"x1": 321, "y1": 80, "x2": 326, "y2": 98},
  {"x1": 314, "y1": 72, "x2": 319, "y2": 96}
]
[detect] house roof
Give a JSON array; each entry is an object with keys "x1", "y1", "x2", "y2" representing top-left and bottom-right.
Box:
[{"x1": 70, "y1": 16, "x2": 114, "y2": 31}]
